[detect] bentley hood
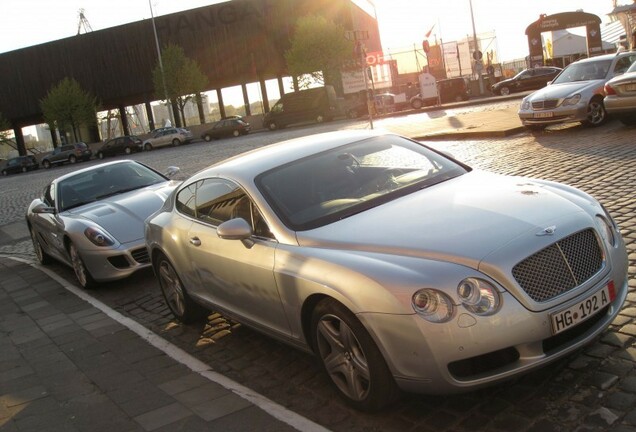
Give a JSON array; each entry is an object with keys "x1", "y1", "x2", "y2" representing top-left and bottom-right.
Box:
[
  {"x1": 67, "y1": 183, "x2": 178, "y2": 244},
  {"x1": 297, "y1": 171, "x2": 598, "y2": 270}
]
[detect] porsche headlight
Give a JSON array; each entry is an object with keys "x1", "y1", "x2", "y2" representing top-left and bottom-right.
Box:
[
  {"x1": 412, "y1": 289, "x2": 454, "y2": 323},
  {"x1": 84, "y1": 227, "x2": 115, "y2": 246},
  {"x1": 457, "y1": 278, "x2": 501, "y2": 316},
  {"x1": 562, "y1": 94, "x2": 581, "y2": 106}
]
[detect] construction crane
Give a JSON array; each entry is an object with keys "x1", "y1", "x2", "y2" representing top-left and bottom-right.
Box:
[{"x1": 77, "y1": 9, "x2": 93, "y2": 35}]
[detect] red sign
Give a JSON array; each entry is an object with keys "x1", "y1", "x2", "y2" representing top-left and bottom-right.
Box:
[{"x1": 365, "y1": 51, "x2": 386, "y2": 66}]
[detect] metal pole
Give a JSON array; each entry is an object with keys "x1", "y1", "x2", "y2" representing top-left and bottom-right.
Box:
[
  {"x1": 469, "y1": 0, "x2": 484, "y2": 95},
  {"x1": 149, "y1": 0, "x2": 174, "y2": 127},
  {"x1": 360, "y1": 44, "x2": 374, "y2": 130}
]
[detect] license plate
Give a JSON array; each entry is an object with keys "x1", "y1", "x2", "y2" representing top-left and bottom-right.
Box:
[
  {"x1": 625, "y1": 83, "x2": 636, "y2": 91},
  {"x1": 550, "y1": 284, "x2": 614, "y2": 335},
  {"x1": 534, "y1": 112, "x2": 553, "y2": 118}
]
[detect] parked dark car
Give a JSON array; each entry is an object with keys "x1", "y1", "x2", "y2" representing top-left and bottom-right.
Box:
[
  {"x1": 410, "y1": 77, "x2": 471, "y2": 109},
  {"x1": 201, "y1": 118, "x2": 251, "y2": 141},
  {"x1": 41, "y1": 142, "x2": 92, "y2": 169},
  {"x1": 1, "y1": 155, "x2": 39, "y2": 176},
  {"x1": 263, "y1": 85, "x2": 338, "y2": 130},
  {"x1": 492, "y1": 67, "x2": 562, "y2": 96},
  {"x1": 96, "y1": 136, "x2": 143, "y2": 159}
]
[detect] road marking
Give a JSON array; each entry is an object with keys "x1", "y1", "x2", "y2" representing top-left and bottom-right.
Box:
[{"x1": 7, "y1": 256, "x2": 331, "y2": 432}]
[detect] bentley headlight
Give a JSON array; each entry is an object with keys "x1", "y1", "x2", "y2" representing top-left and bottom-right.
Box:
[
  {"x1": 412, "y1": 289, "x2": 454, "y2": 323},
  {"x1": 596, "y1": 215, "x2": 616, "y2": 247},
  {"x1": 457, "y1": 278, "x2": 501, "y2": 316},
  {"x1": 562, "y1": 94, "x2": 581, "y2": 106},
  {"x1": 84, "y1": 227, "x2": 115, "y2": 246}
]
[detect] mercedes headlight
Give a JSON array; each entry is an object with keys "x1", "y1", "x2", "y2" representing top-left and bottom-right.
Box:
[{"x1": 562, "y1": 94, "x2": 581, "y2": 106}]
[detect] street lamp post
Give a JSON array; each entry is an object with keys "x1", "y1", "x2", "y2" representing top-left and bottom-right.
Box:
[
  {"x1": 469, "y1": 0, "x2": 484, "y2": 95},
  {"x1": 149, "y1": 0, "x2": 174, "y2": 126}
]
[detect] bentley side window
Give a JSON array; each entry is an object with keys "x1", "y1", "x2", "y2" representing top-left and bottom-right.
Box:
[{"x1": 191, "y1": 178, "x2": 273, "y2": 238}]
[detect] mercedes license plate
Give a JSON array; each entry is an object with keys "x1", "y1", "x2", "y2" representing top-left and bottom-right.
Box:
[
  {"x1": 550, "y1": 284, "x2": 614, "y2": 335},
  {"x1": 625, "y1": 83, "x2": 636, "y2": 92},
  {"x1": 534, "y1": 112, "x2": 553, "y2": 118}
]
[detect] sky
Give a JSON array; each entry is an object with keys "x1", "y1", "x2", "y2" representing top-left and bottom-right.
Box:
[{"x1": 0, "y1": 0, "x2": 620, "y2": 60}]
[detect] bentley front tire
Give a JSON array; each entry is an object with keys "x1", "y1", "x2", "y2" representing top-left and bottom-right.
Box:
[
  {"x1": 155, "y1": 254, "x2": 208, "y2": 323},
  {"x1": 311, "y1": 298, "x2": 400, "y2": 411}
]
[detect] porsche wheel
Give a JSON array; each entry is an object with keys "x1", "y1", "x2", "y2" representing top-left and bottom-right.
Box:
[
  {"x1": 69, "y1": 242, "x2": 96, "y2": 289},
  {"x1": 30, "y1": 227, "x2": 52, "y2": 265},
  {"x1": 156, "y1": 255, "x2": 208, "y2": 323},
  {"x1": 311, "y1": 298, "x2": 399, "y2": 411}
]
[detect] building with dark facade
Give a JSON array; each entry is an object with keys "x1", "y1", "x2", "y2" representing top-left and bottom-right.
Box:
[{"x1": 0, "y1": 0, "x2": 381, "y2": 155}]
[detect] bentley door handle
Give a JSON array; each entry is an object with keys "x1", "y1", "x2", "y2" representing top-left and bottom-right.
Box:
[{"x1": 189, "y1": 237, "x2": 201, "y2": 246}]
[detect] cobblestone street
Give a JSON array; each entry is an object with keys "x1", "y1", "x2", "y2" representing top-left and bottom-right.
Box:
[{"x1": 1, "y1": 111, "x2": 635, "y2": 431}]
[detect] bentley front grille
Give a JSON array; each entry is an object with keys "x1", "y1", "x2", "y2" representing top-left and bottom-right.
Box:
[{"x1": 512, "y1": 229, "x2": 603, "y2": 302}]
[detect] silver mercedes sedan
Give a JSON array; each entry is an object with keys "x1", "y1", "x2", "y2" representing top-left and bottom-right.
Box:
[
  {"x1": 27, "y1": 160, "x2": 181, "y2": 289},
  {"x1": 518, "y1": 51, "x2": 636, "y2": 129},
  {"x1": 145, "y1": 130, "x2": 628, "y2": 410}
]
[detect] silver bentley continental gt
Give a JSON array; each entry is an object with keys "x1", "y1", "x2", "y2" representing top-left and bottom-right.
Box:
[
  {"x1": 27, "y1": 160, "x2": 181, "y2": 289},
  {"x1": 144, "y1": 130, "x2": 628, "y2": 410}
]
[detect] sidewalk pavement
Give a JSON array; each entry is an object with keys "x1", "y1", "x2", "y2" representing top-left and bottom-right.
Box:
[
  {"x1": 0, "y1": 96, "x2": 528, "y2": 432},
  {"x1": 0, "y1": 256, "x2": 325, "y2": 432},
  {"x1": 378, "y1": 95, "x2": 526, "y2": 141}
]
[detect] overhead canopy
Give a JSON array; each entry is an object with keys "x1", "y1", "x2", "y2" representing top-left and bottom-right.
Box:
[{"x1": 525, "y1": 12, "x2": 602, "y2": 67}]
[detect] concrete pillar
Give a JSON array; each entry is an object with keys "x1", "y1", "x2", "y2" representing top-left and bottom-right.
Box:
[
  {"x1": 145, "y1": 101, "x2": 155, "y2": 131},
  {"x1": 196, "y1": 93, "x2": 206, "y2": 125},
  {"x1": 260, "y1": 79, "x2": 269, "y2": 113},
  {"x1": 11, "y1": 124, "x2": 26, "y2": 156},
  {"x1": 241, "y1": 84, "x2": 251, "y2": 116},
  {"x1": 118, "y1": 106, "x2": 130, "y2": 136},
  {"x1": 217, "y1": 89, "x2": 226, "y2": 119}
]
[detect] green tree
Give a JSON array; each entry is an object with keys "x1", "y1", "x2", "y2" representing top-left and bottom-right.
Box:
[
  {"x1": 285, "y1": 15, "x2": 353, "y2": 89},
  {"x1": 40, "y1": 78, "x2": 98, "y2": 143},
  {"x1": 152, "y1": 44, "x2": 208, "y2": 127}
]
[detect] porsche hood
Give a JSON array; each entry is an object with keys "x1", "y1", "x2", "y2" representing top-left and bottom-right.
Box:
[{"x1": 66, "y1": 183, "x2": 177, "y2": 244}]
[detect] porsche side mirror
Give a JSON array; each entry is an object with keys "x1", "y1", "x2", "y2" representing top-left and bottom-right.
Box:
[
  {"x1": 165, "y1": 166, "x2": 180, "y2": 178},
  {"x1": 32, "y1": 203, "x2": 55, "y2": 214}
]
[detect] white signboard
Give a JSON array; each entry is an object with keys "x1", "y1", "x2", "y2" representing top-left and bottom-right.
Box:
[
  {"x1": 341, "y1": 64, "x2": 393, "y2": 94},
  {"x1": 418, "y1": 73, "x2": 438, "y2": 99}
]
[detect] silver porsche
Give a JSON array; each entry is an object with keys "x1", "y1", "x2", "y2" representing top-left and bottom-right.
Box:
[
  {"x1": 145, "y1": 130, "x2": 628, "y2": 410},
  {"x1": 27, "y1": 160, "x2": 181, "y2": 289}
]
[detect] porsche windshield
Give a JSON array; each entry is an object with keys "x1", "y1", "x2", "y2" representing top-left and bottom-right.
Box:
[
  {"x1": 257, "y1": 135, "x2": 469, "y2": 230},
  {"x1": 57, "y1": 162, "x2": 166, "y2": 211}
]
